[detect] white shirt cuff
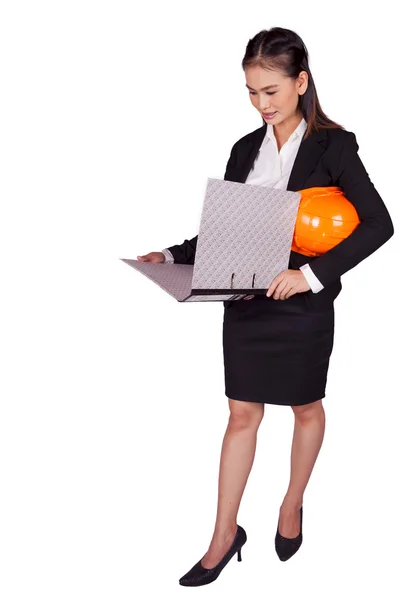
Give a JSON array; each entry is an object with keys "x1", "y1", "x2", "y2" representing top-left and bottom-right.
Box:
[
  {"x1": 161, "y1": 248, "x2": 175, "y2": 263},
  {"x1": 299, "y1": 263, "x2": 324, "y2": 293}
]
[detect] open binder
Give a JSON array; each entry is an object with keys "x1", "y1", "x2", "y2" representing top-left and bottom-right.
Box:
[{"x1": 120, "y1": 177, "x2": 301, "y2": 302}]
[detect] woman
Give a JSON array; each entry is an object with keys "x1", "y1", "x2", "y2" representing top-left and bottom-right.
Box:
[{"x1": 137, "y1": 27, "x2": 394, "y2": 586}]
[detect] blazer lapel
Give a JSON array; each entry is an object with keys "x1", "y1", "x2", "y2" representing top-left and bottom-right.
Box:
[
  {"x1": 232, "y1": 122, "x2": 329, "y2": 191},
  {"x1": 286, "y1": 127, "x2": 328, "y2": 191}
]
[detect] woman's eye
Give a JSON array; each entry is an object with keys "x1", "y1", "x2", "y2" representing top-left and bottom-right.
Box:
[{"x1": 249, "y1": 91, "x2": 276, "y2": 95}]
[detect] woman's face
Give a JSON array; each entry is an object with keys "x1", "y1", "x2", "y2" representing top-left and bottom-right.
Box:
[{"x1": 245, "y1": 65, "x2": 308, "y2": 125}]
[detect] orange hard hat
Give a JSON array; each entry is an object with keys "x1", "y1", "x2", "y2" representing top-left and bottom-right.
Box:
[{"x1": 291, "y1": 186, "x2": 361, "y2": 257}]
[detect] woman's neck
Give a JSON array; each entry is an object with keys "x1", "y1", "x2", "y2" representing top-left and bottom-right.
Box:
[{"x1": 273, "y1": 112, "x2": 304, "y2": 147}]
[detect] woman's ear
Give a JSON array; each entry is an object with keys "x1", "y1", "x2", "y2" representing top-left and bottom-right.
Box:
[{"x1": 297, "y1": 71, "x2": 308, "y2": 96}]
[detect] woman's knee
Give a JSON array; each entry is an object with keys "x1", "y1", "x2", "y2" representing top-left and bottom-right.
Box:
[
  {"x1": 291, "y1": 398, "x2": 324, "y2": 419},
  {"x1": 228, "y1": 397, "x2": 265, "y2": 430}
]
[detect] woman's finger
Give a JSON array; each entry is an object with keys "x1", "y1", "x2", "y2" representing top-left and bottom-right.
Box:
[
  {"x1": 283, "y1": 286, "x2": 296, "y2": 299},
  {"x1": 266, "y1": 271, "x2": 285, "y2": 297},
  {"x1": 279, "y1": 282, "x2": 291, "y2": 300},
  {"x1": 273, "y1": 279, "x2": 289, "y2": 300}
]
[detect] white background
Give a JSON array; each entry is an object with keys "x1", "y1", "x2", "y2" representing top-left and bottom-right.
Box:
[{"x1": 1, "y1": 1, "x2": 399, "y2": 598}]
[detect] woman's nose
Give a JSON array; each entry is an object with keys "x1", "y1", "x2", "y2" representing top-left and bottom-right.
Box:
[{"x1": 257, "y1": 102, "x2": 272, "y2": 112}]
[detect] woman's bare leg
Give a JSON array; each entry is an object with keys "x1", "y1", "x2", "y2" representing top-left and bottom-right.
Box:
[
  {"x1": 201, "y1": 397, "x2": 264, "y2": 568},
  {"x1": 278, "y1": 399, "x2": 326, "y2": 537}
]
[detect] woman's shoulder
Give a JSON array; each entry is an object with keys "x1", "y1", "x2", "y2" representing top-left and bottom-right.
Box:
[
  {"x1": 233, "y1": 123, "x2": 356, "y2": 142},
  {"x1": 230, "y1": 124, "x2": 266, "y2": 152},
  {"x1": 325, "y1": 127, "x2": 356, "y2": 144},
  {"x1": 325, "y1": 127, "x2": 359, "y2": 158},
  {"x1": 229, "y1": 123, "x2": 357, "y2": 155}
]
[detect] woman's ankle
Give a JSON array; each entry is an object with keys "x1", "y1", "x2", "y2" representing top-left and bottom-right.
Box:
[
  {"x1": 281, "y1": 494, "x2": 303, "y2": 511},
  {"x1": 212, "y1": 522, "x2": 238, "y2": 542}
]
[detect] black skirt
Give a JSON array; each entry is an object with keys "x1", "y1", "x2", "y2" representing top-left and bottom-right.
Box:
[{"x1": 222, "y1": 292, "x2": 335, "y2": 406}]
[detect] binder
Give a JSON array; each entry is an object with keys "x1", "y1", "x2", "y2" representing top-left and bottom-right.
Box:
[{"x1": 120, "y1": 177, "x2": 301, "y2": 302}]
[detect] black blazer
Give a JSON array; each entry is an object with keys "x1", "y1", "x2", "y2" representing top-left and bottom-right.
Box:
[{"x1": 166, "y1": 123, "x2": 395, "y2": 309}]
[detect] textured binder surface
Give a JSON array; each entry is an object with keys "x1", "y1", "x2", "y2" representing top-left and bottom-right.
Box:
[
  {"x1": 192, "y1": 178, "x2": 301, "y2": 290},
  {"x1": 121, "y1": 178, "x2": 301, "y2": 302},
  {"x1": 119, "y1": 261, "x2": 194, "y2": 302}
]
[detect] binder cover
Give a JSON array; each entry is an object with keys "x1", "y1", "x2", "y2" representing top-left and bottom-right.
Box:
[{"x1": 121, "y1": 178, "x2": 301, "y2": 302}]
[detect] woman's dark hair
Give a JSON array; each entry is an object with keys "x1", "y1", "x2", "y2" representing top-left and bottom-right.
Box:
[{"x1": 242, "y1": 27, "x2": 344, "y2": 139}]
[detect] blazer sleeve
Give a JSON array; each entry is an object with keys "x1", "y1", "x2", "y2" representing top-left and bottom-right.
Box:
[
  {"x1": 164, "y1": 143, "x2": 238, "y2": 264},
  {"x1": 308, "y1": 132, "x2": 395, "y2": 287}
]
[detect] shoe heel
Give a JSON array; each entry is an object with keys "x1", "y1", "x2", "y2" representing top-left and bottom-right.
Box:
[{"x1": 237, "y1": 548, "x2": 242, "y2": 562}]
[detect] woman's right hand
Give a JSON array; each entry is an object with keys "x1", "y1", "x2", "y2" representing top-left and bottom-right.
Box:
[{"x1": 137, "y1": 252, "x2": 165, "y2": 263}]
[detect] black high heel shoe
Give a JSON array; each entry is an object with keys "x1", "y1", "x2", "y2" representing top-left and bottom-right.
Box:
[
  {"x1": 179, "y1": 525, "x2": 247, "y2": 587},
  {"x1": 275, "y1": 505, "x2": 303, "y2": 561}
]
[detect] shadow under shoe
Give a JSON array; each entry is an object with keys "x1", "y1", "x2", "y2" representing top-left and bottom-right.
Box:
[
  {"x1": 275, "y1": 505, "x2": 303, "y2": 561},
  {"x1": 179, "y1": 524, "x2": 247, "y2": 587}
]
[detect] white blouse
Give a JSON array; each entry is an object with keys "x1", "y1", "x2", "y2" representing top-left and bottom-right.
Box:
[{"x1": 162, "y1": 117, "x2": 324, "y2": 293}]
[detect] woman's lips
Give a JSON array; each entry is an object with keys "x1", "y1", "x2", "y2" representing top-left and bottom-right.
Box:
[{"x1": 262, "y1": 111, "x2": 277, "y2": 119}]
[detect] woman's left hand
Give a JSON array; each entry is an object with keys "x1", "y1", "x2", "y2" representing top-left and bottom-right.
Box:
[{"x1": 266, "y1": 269, "x2": 311, "y2": 300}]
